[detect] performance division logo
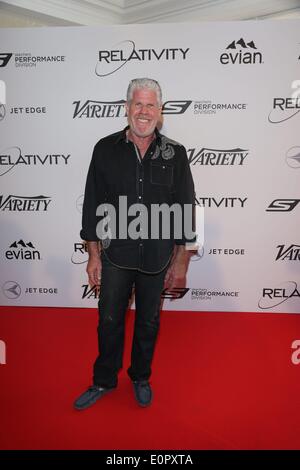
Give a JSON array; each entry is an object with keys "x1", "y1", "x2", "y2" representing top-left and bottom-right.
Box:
[
  {"x1": 258, "y1": 281, "x2": 300, "y2": 309},
  {"x1": 266, "y1": 199, "x2": 300, "y2": 212},
  {"x1": 5, "y1": 240, "x2": 41, "y2": 261},
  {"x1": 0, "y1": 52, "x2": 65, "y2": 68},
  {"x1": 95, "y1": 40, "x2": 190, "y2": 77},
  {"x1": 193, "y1": 100, "x2": 247, "y2": 115},
  {"x1": 219, "y1": 38, "x2": 263, "y2": 65},
  {"x1": 286, "y1": 146, "x2": 300, "y2": 168},
  {"x1": 0, "y1": 194, "x2": 51, "y2": 211},
  {"x1": 0, "y1": 147, "x2": 70, "y2": 176},
  {"x1": 191, "y1": 288, "x2": 239, "y2": 301},
  {"x1": 276, "y1": 244, "x2": 300, "y2": 261},
  {"x1": 187, "y1": 147, "x2": 249, "y2": 165},
  {"x1": 72, "y1": 99, "x2": 192, "y2": 118}
]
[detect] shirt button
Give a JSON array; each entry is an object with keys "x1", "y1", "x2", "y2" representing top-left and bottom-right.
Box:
[
  {"x1": 139, "y1": 178, "x2": 142, "y2": 182},
  {"x1": 138, "y1": 196, "x2": 142, "y2": 199}
]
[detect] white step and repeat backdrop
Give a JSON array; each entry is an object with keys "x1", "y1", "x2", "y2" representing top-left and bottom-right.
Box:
[{"x1": 0, "y1": 21, "x2": 299, "y2": 312}]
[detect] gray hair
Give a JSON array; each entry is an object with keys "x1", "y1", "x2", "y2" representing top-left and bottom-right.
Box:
[{"x1": 127, "y1": 78, "x2": 162, "y2": 106}]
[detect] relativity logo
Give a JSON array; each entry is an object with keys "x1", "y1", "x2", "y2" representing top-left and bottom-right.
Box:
[
  {"x1": 187, "y1": 147, "x2": 249, "y2": 165},
  {"x1": 258, "y1": 281, "x2": 300, "y2": 309},
  {"x1": 286, "y1": 146, "x2": 300, "y2": 168},
  {"x1": 268, "y1": 97, "x2": 300, "y2": 123},
  {"x1": 0, "y1": 147, "x2": 70, "y2": 176},
  {"x1": 95, "y1": 40, "x2": 190, "y2": 77},
  {"x1": 72, "y1": 242, "x2": 88, "y2": 264},
  {"x1": 195, "y1": 196, "x2": 247, "y2": 208}
]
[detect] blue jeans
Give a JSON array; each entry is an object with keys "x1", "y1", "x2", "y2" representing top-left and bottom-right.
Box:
[{"x1": 93, "y1": 253, "x2": 167, "y2": 388}]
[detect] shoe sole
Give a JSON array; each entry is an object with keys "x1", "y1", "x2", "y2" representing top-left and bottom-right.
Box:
[{"x1": 74, "y1": 388, "x2": 115, "y2": 411}]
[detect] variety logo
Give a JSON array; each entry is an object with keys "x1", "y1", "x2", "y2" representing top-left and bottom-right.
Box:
[
  {"x1": 266, "y1": 199, "x2": 300, "y2": 212},
  {"x1": 276, "y1": 244, "x2": 300, "y2": 261},
  {"x1": 187, "y1": 147, "x2": 249, "y2": 165},
  {"x1": 286, "y1": 146, "x2": 300, "y2": 168},
  {"x1": 72, "y1": 242, "x2": 88, "y2": 264},
  {"x1": 0, "y1": 194, "x2": 51, "y2": 211},
  {"x1": 220, "y1": 38, "x2": 263, "y2": 65},
  {"x1": 2, "y1": 281, "x2": 21, "y2": 299},
  {"x1": 193, "y1": 100, "x2": 247, "y2": 115},
  {"x1": 191, "y1": 288, "x2": 239, "y2": 301},
  {"x1": 195, "y1": 196, "x2": 247, "y2": 208},
  {"x1": 82, "y1": 284, "x2": 100, "y2": 299},
  {"x1": 5, "y1": 240, "x2": 41, "y2": 261},
  {"x1": 0, "y1": 147, "x2": 70, "y2": 176},
  {"x1": 258, "y1": 281, "x2": 300, "y2": 309},
  {"x1": 268, "y1": 97, "x2": 300, "y2": 123},
  {"x1": 291, "y1": 340, "x2": 300, "y2": 365},
  {"x1": 0, "y1": 52, "x2": 65, "y2": 68},
  {"x1": 95, "y1": 40, "x2": 190, "y2": 77},
  {"x1": 208, "y1": 248, "x2": 245, "y2": 255},
  {"x1": 72, "y1": 99, "x2": 192, "y2": 118},
  {"x1": 0, "y1": 339, "x2": 6, "y2": 365}
]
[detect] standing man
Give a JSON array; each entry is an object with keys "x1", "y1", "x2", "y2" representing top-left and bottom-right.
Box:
[{"x1": 74, "y1": 78, "x2": 195, "y2": 410}]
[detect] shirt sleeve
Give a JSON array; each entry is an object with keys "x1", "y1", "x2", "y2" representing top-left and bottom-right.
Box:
[
  {"x1": 80, "y1": 143, "x2": 106, "y2": 241},
  {"x1": 173, "y1": 145, "x2": 196, "y2": 246}
]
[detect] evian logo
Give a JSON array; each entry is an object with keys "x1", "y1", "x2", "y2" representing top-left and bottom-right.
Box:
[
  {"x1": 258, "y1": 281, "x2": 300, "y2": 309},
  {"x1": 286, "y1": 146, "x2": 300, "y2": 168},
  {"x1": 220, "y1": 38, "x2": 263, "y2": 65},
  {"x1": 95, "y1": 40, "x2": 190, "y2": 77},
  {"x1": 5, "y1": 240, "x2": 41, "y2": 261}
]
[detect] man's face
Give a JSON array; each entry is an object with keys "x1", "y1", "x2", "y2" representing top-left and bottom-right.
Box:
[{"x1": 126, "y1": 88, "x2": 162, "y2": 138}]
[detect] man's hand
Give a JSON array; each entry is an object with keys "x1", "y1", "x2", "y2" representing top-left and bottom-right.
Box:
[
  {"x1": 86, "y1": 241, "x2": 101, "y2": 287},
  {"x1": 164, "y1": 246, "x2": 192, "y2": 291},
  {"x1": 87, "y1": 255, "x2": 101, "y2": 287}
]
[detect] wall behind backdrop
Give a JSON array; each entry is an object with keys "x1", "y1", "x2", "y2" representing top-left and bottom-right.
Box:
[{"x1": 0, "y1": 21, "x2": 299, "y2": 313}]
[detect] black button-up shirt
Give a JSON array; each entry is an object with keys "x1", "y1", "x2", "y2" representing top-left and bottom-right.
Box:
[{"x1": 80, "y1": 126, "x2": 195, "y2": 273}]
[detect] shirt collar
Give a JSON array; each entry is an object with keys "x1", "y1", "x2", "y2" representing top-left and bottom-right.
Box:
[{"x1": 114, "y1": 126, "x2": 162, "y2": 145}]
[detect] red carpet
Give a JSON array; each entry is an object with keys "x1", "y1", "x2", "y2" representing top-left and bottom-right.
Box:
[{"x1": 0, "y1": 306, "x2": 299, "y2": 450}]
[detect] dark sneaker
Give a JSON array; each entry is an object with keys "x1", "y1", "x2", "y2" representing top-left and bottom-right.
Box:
[
  {"x1": 132, "y1": 380, "x2": 153, "y2": 407},
  {"x1": 74, "y1": 385, "x2": 114, "y2": 410}
]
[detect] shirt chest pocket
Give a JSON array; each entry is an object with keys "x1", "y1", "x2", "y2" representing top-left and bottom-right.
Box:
[{"x1": 150, "y1": 162, "x2": 174, "y2": 186}]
